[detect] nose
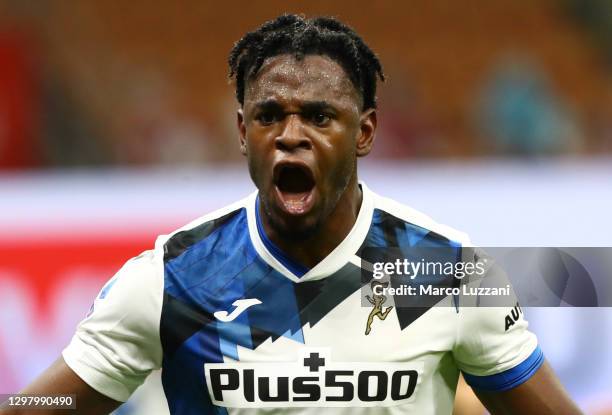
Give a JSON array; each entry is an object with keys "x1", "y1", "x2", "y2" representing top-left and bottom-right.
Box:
[{"x1": 275, "y1": 114, "x2": 312, "y2": 151}]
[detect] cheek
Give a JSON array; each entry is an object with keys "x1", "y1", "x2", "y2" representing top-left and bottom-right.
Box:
[
  {"x1": 246, "y1": 126, "x2": 278, "y2": 153},
  {"x1": 319, "y1": 132, "x2": 357, "y2": 186},
  {"x1": 245, "y1": 132, "x2": 275, "y2": 185},
  {"x1": 244, "y1": 137, "x2": 263, "y2": 182}
]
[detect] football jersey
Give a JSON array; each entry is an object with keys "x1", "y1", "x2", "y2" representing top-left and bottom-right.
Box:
[{"x1": 62, "y1": 183, "x2": 542, "y2": 414}]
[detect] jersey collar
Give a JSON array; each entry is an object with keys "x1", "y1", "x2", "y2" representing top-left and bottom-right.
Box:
[{"x1": 246, "y1": 182, "x2": 374, "y2": 283}]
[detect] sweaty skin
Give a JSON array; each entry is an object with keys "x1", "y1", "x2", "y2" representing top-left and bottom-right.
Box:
[{"x1": 238, "y1": 54, "x2": 377, "y2": 269}]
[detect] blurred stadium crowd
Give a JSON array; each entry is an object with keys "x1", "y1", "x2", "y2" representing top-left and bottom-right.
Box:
[{"x1": 0, "y1": 0, "x2": 611, "y2": 169}]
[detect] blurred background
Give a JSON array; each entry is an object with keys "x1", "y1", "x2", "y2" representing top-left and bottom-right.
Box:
[{"x1": 0, "y1": 0, "x2": 611, "y2": 414}]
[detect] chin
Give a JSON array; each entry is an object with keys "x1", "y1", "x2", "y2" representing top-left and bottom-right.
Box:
[{"x1": 268, "y1": 209, "x2": 322, "y2": 241}]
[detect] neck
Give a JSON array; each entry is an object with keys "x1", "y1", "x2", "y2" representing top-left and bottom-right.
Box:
[{"x1": 261, "y1": 176, "x2": 363, "y2": 269}]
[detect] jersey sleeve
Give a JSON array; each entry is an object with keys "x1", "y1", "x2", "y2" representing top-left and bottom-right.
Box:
[
  {"x1": 452, "y1": 247, "x2": 543, "y2": 392},
  {"x1": 62, "y1": 249, "x2": 164, "y2": 402},
  {"x1": 453, "y1": 289, "x2": 542, "y2": 393}
]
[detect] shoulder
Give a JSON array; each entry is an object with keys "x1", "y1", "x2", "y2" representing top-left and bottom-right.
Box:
[
  {"x1": 367, "y1": 186, "x2": 471, "y2": 246},
  {"x1": 80, "y1": 249, "x2": 164, "y2": 330},
  {"x1": 156, "y1": 193, "x2": 253, "y2": 262}
]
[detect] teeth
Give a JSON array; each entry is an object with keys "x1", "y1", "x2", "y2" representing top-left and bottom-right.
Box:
[
  {"x1": 285, "y1": 199, "x2": 305, "y2": 208},
  {"x1": 275, "y1": 186, "x2": 312, "y2": 215},
  {"x1": 280, "y1": 191, "x2": 309, "y2": 202}
]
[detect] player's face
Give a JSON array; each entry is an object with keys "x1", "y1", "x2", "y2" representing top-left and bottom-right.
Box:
[{"x1": 238, "y1": 54, "x2": 376, "y2": 237}]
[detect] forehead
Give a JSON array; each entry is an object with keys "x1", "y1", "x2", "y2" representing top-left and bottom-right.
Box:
[{"x1": 244, "y1": 54, "x2": 362, "y2": 109}]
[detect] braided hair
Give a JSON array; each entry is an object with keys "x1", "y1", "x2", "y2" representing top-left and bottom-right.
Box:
[{"x1": 228, "y1": 14, "x2": 385, "y2": 110}]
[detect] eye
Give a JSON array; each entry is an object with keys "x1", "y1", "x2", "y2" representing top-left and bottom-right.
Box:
[
  {"x1": 256, "y1": 112, "x2": 280, "y2": 126},
  {"x1": 311, "y1": 112, "x2": 331, "y2": 127}
]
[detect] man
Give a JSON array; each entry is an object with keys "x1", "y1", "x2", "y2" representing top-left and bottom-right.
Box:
[{"x1": 1, "y1": 14, "x2": 582, "y2": 415}]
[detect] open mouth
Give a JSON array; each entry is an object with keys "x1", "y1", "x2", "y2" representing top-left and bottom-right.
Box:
[{"x1": 273, "y1": 163, "x2": 316, "y2": 215}]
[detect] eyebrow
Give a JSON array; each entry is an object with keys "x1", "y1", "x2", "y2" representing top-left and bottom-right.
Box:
[
  {"x1": 301, "y1": 101, "x2": 336, "y2": 114},
  {"x1": 253, "y1": 99, "x2": 283, "y2": 112}
]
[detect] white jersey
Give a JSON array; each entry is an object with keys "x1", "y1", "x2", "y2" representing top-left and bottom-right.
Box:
[{"x1": 63, "y1": 183, "x2": 542, "y2": 414}]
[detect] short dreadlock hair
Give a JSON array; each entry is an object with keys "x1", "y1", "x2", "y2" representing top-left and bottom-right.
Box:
[{"x1": 228, "y1": 14, "x2": 385, "y2": 110}]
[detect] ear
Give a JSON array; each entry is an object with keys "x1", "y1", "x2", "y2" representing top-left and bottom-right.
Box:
[
  {"x1": 356, "y1": 108, "x2": 377, "y2": 157},
  {"x1": 237, "y1": 108, "x2": 247, "y2": 156}
]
